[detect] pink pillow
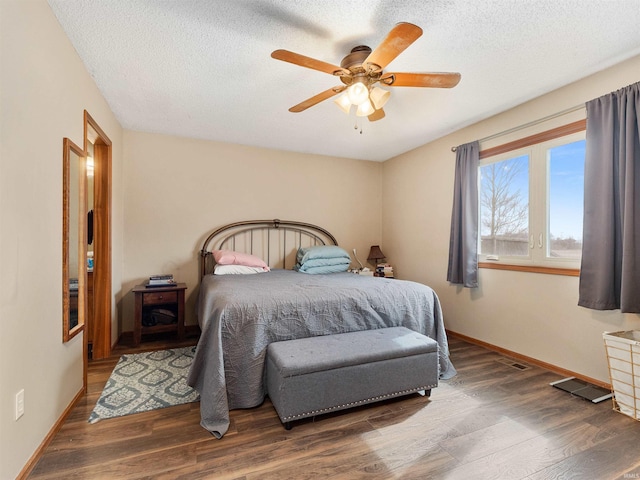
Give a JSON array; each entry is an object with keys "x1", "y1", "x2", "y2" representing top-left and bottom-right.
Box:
[{"x1": 212, "y1": 250, "x2": 269, "y2": 269}]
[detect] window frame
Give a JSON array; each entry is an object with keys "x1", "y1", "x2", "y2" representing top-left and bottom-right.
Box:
[{"x1": 477, "y1": 120, "x2": 586, "y2": 276}]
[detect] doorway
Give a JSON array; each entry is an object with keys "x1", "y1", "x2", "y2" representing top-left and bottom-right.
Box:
[{"x1": 84, "y1": 111, "x2": 112, "y2": 362}]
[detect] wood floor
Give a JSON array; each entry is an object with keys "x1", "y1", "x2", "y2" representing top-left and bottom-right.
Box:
[{"x1": 27, "y1": 335, "x2": 640, "y2": 480}]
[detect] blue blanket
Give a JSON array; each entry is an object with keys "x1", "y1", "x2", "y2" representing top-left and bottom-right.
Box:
[{"x1": 188, "y1": 270, "x2": 456, "y2": 438}]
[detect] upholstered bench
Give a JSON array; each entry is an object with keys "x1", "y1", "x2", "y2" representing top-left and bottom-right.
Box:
[{"x1": 266, "y1": 326, "x2": 439, "y2": 429}]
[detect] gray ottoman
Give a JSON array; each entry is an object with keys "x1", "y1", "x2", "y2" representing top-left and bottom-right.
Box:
[{"x1": 266, "y1": 326, "x2": 439, "y2": 429}]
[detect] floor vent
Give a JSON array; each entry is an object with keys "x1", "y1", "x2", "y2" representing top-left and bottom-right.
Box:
[{"x1": 495, "y1": 357, "x2": 532, "y2": 371}]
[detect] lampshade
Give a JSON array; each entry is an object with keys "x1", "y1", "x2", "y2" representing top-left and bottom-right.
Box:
[
  {"x1": 347, "y1": 81, "x2": 369, "y2": 106},
  {"x1": 370, "y1": 87, "x2": 390, "y2": 110},
  {"x1": 356, "y1": 99, "x2": 375, "y2": 117},
  {"x1": 333, "y1": 93, "x2": 352, "y2": 114},
  {"x1": 367, "y1": 245, "x2": 386, "y2": 263}
]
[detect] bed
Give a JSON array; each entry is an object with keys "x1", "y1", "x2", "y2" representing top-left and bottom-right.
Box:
[{"x1": 187, "y1": 219, "x2": 456, "y2": 438}]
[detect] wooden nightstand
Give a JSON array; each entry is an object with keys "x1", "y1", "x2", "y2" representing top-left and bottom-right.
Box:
[{"x1": 132, "y1": 283, "x2": 187, "y2": 346}]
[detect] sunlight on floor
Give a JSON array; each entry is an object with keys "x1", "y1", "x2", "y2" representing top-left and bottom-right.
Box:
[{"x1": 359, "y1": 384, "x2": 486, "y2": 478}]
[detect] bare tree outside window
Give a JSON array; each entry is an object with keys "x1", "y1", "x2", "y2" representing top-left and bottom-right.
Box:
[{"x1": 480, "y1": 155, "x2": 529, "y2": 256}]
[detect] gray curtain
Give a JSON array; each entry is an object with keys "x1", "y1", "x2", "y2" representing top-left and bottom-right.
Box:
[
  {"x1": 578, "y1": 82, "x2": 640, "y2": 313},
  {"x1": 447, "y1": 141, "x2": 480, "y2": 287}
]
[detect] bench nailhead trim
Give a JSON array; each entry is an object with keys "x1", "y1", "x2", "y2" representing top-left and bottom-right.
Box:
[{"x1": 281, "y1": 384, "x2": 438, "y2": 421}]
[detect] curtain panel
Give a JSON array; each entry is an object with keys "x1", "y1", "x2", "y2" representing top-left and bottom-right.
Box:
[
  {"x1": 447, "y1": 141, "x2": 479, "y2": 288},
  {"x1": 578, "y1": 82, "x2": 640, "y2": 313}
]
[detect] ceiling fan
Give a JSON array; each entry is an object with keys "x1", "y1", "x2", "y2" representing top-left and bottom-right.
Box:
[{"x1": 271, "y1": 22, "x2": 461, "y2": 122}]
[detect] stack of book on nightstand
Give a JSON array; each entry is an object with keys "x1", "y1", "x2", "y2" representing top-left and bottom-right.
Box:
[
  {"x1": 375, "y1": 264, "x2": 394, "y2": 278},
  {"x1": 146, "y1": 274, "x2": 176, "y2": 288}
]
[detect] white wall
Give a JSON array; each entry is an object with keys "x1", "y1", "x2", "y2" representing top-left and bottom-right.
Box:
[
  {"x1": 0, "y1": 1, "x2": 123, "y2": 478},
  {"x1": 121, "y1": 131, "x2": 382, "y2": 331},
  {"x1": 382, "y1": 55, "x2": 640, "y2": 384}
]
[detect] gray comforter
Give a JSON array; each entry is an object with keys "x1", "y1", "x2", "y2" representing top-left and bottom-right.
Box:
[{"x1": 187, "y1": 270, "x2": 456, "y2": 437}]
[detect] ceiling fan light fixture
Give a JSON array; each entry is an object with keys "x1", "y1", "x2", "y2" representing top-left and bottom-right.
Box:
[
  {"x1": 356, "y1": 99, "x2": 375, "y2": 117},
  {"x1": 370, "y1": 87, "x2": 390, "y2": 110},
  {"x1": 347, "y1": 81, "x2": 369, "y2": 106},
  {"x1": 271, "y1": 23, "x2": 461, "y2": 121},
  {"x1": 334, "y1": 93, "x2": 352, "y2": 114}
]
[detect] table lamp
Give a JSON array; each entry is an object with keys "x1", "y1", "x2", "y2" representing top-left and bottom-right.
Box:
[{"x1": 367, "y1": 245, "x2": 386, "y2": 266}]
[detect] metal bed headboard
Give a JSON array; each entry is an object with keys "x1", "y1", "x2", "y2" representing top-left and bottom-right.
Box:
[{"x1": 200, "y1": 219, "x2": 339, "y2": 278}]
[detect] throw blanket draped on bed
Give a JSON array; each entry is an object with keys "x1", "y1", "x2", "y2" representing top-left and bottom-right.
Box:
[{"x1": 187, "y1": 270, "x2": 456, "y2": 438}]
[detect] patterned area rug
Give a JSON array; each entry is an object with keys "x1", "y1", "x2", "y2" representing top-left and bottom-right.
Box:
[{"x1": 89, "y1": 346, "x2": 200, "y2": 423}]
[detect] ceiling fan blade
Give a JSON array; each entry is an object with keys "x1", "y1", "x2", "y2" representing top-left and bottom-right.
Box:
[
  {"x1": 289, "y1": 86, "x2": 346, "y2": 113},
  {"x1": 368, "y1": 108, "x2": 385, "y2": 122},
  {"x1": 271, "y1": 49, "x2": 347, "y2": 76},
  {"x1": 382, "y1": 72, "x2": 461, "y2": 88},
  {"x1": 364, "y1": 22, "x2": 423, "y2": 70}
]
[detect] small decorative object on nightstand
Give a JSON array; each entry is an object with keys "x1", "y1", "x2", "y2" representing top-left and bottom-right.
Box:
[
  {"x1": 132, "y1": 282, "x2": 186, "y2": 346},
  {"x1": 375, "y1": 263, "x2": 394, "y2": 278}
]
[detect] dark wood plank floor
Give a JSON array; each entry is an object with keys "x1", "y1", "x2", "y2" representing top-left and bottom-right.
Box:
[{"x1": 27, "y1": 335, "x2": 640, "y2": 479}]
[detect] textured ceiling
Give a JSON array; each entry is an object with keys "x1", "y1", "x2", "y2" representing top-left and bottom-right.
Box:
[{"x1": 48, "y1": 0, "x2": 640, "y2": 161}]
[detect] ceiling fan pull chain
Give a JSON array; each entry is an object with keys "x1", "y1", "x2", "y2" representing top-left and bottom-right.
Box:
[{"x1": 352, "y1": 110, "x2": 362, "y2": 134}]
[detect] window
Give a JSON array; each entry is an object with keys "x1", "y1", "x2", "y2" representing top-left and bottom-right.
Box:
[
  {"x1": 547, "y1": 140, "x2": 585, "y2": 259},
  {"x1": 480, "y1": 154, "x2": 529, "y2": 258},
  {"x1": 478, "y1": 126, "x2": 585, "y2": 271}
]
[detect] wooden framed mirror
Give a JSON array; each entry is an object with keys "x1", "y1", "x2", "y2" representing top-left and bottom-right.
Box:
[{"x1": 63, "y1": 137, "x2": 87, "y2": 342}]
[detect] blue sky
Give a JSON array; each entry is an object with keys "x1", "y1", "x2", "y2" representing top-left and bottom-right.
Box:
[{"x1": 549, "y1": 140, "x2": 585, "y2": 241}]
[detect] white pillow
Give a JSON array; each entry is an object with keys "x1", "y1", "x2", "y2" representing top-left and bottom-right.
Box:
[{"x1": 213, "y1": 264, "x2": 269, "y2": 275}]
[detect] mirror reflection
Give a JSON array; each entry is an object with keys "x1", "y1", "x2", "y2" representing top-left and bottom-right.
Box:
[{"x1": 63, "y1": 138, "x2": 87, "y2": 342}]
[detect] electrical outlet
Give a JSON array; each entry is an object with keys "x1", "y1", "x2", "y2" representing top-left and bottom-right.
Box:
[{"x1": 15, "y1": 389, "x2": 24, "y2": 420}]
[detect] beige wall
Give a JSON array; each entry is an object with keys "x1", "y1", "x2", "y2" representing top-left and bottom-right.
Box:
[
  {"x1": 0, "y1": 1, "x2": 123, "y2": 478},
  {"x1": 382, "y1": 54, "x2": 640, "y2": 384},
  {"x1": 2, "y1": 1, "x2": 638, "y2": 476},
  {"x1": 121, "y1": 131, "x2": 383, "y2": 330}
]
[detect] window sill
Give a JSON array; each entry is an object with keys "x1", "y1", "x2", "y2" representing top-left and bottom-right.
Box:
[{"x1": 478, "y1": 262, "x2": 579, "y2": 277}]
